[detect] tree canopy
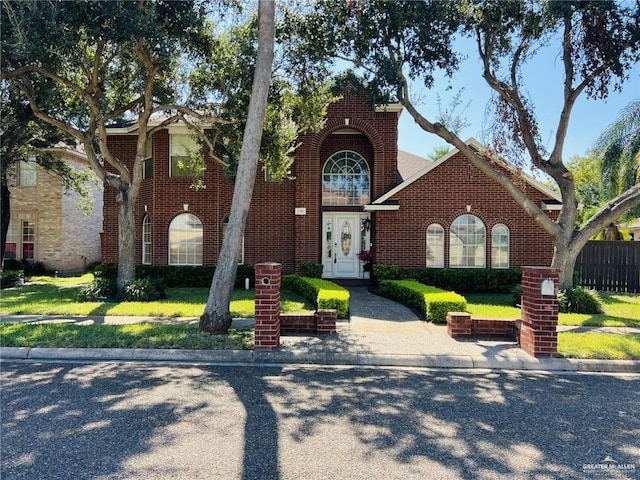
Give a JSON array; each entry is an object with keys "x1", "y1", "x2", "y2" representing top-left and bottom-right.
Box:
[{"x1": 293, "y1": 0, "x2": 640, "y2": 288}]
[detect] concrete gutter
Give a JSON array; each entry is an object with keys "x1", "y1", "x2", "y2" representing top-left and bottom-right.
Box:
[{"x1": 2, "y1": 347, "x2": 639, "y2": 373}]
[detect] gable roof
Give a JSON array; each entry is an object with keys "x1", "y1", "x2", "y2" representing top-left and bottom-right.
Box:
[{"x1": 369, "y1": 138, "x2": 562, "y2": 209}]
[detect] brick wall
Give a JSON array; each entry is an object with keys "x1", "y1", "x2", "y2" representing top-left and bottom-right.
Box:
[
  {"x1": 102, "y1": 92, "x2": 555, "y2": 273},
  {"x1": 9, "y1": 152, "x2": 103, "y2": 272},
  {"x1": 375, "y1": 152, "x2": 557, "y2": 269},
  {"x1": 103, "y1": 92, "x2": 397, "y2": 274}
]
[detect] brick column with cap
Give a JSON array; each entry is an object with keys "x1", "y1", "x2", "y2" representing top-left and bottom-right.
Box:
[
  {"x1": 520, "y1": 266, "x2": 559, "y2": 358},
  {"x1": 254, "y1": 263, "x2": 282, "y2": 350}
]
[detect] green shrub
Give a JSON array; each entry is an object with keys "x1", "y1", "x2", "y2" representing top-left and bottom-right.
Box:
[
  {"x1": 3, "y1": 259, "x2": 46, "y2": 276},
  {"x1": 282, "y1": 275, "x2": 349, "y2": 318},
  {"x1": 558, "y1": 287, "x2": 603, "y2": 314},
  {"x1": 77, "y1": 277, "x2": 117, "y2": 301},
  {"x1": 372, "y1": 264, "x2": 403, "y2": 281},
  {"x1": 379, "y1": 279, "x2": 466, "y2": 323},
  {"x1": 92, "y1": 263, "x2": 254, "y2": 288},
  {"x1": 511, "y1": 284, "x2": 523, "y2": 307},
  {"x1": 373, "y1": 264, "x2": 521, "y2": 293},
  {"x1": 1, "y1": 270, "x2": 23, "y2": 289},
  {"x1": 93, "y1": 263, "x2": 118, "y2": 280},
  {"x1": 299, "y1": 262, "x2": 324, "y2": 279},
  {"x1": 426, "y1": 292, "x2": 467, "y2": 323},
  {"x1": 122, "y1": 278, "x2": 167, "y2": 302}
]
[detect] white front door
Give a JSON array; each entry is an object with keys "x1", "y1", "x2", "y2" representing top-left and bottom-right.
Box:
[{"x1": 322, "y1": 213, "x2": 370, "y2": 278}]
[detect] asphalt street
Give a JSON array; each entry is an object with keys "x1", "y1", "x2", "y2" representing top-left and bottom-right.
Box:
[{"x1": 1, "y1": 361, "x2": 638, "y2": 480}]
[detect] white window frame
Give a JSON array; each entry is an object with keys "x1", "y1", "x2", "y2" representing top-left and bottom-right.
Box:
[
  {"x1": 21, "y1": 220, "x2": 35, "y2": 261},
  {"x1": 322, "y1": 150, "x2": 370, "y2": 206},
  {"x1": 168, "y1": 213, "x2": 203, "y2": 266},
  {"x1": 170, "y1": 134, "x2": 198, "y2": 177},
  {"x1": 426, "y1": 223, "x2": 445, "y2": 268},
  {"x1": 449, "y1": 214, "x2": 486, "y2": 268},
  {"x1": 491, "y1": 224, "x2": 510, "y2": 269},
  {"x1": 142, "y1": 215, "x2": 152, "y2": 265},
  {"x1": 4, "y1": 220, "x2": 17, "y2": 260},
  {"x1": 18, "y1": 159, "x2": 37, "y2": 186}
]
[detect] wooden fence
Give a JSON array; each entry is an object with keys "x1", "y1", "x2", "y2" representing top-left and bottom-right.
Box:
[{"x1": 575, "y1": 241, "x2": 640, "y2": 293}]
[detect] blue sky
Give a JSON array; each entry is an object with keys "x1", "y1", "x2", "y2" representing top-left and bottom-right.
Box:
[{"x1": 397, "y1": 40, "x2": 640, "y2": 162}]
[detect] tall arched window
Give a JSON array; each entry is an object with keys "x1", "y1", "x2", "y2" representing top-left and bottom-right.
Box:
[
  {"x1": 491, "y1": 224, "x2": 510, "y2": 268},
  {"x1": 426, "y1": 224, "x2": 445, "y2": 268},
  {"x1": 450, "y1": 215, "x2": 486, "y2": 268},
  {"x1": 142, "y1": 215, "x2": 152, "y2": 265},
  {"x1": 322, "y1": 151, "x2": 370, "y2": 206},
  {"x1": 169, "y1": 213, "x2": 203, "y2": 265}
]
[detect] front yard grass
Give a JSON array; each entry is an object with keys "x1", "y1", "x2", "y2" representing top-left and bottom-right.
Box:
[
  {"x1": 558, "y1": 332, "x2": 640, "y2": 360},
  {"x1": 0, "y1": 274, "x2": 314, "y2": 317},
  {"x1": 465, "y1": 291, "x2": 640, "y2": 327},
  {"x1": 0, "y1": 322, "x2": 253, "y2": 350}
]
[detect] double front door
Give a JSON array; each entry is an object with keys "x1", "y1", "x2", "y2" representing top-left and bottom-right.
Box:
[{"x1": 322, "y1": 213, "x2": 370, "y2": 279}]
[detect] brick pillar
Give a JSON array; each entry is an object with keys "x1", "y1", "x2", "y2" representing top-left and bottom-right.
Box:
[
  {"x1": 254, "y1": 263, "x2": 282, "y2": 351},
  {"x1": 520, "y1": 266, "x2": 559, "y2": 358},
  {"x1": 447, "y1": 312, "x2": 472, "y2": 338},
  {"x1": 316, "y1": 309, "x2": 337, "y2": 334}
]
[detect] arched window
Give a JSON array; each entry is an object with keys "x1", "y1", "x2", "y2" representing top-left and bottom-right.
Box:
[
  {"x1": 322, "y1": 151, "x2": 370, "y2": 206},
  {"x1": 169, "y1": 213, "x2": 203, "y2": 265},
  {"x1": 491, "y1": 224, "x2": 510, "y2": 268},
  {"x1": 142, "y1": 216, "x2": 152, "y2": 265},
  {"x1": 426, "y1": 224, "x2": 445, "y2": 268},
  {"x1": 450, "y1": 215, "x2": 486, "y2": 268}
]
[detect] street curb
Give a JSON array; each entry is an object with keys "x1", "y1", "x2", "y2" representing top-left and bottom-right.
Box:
[{"x1": 2, "y1": 347, "x2": 639, "y2": 372}]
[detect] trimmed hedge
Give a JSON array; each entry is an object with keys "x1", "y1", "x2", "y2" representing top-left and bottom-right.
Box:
[
  {"x1": 373, "y1": 265, "x2": 521, "y2": 293},
  {"x1": 282, "y1": 275, "x2": 349, "y2": 318},
  {"x1": 379, "y1": 279, "x2": 466, "y2": 323},
  {"x1": 299, "y1": 262, "x2": 324, "y2": 279},
  {"x1": 93, "y1": 263, "x2": 255, "y2": 288}
]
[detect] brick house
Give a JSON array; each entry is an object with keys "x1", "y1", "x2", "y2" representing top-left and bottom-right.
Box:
[
  {"x1": 102, "y1": 91, "x2": 561, "y2": 278},
  {"x1": 6, "y1": 147, "x2": 103, "y2": 272}
]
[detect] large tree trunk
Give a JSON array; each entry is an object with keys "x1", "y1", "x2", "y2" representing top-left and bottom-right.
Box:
[
  {"x1": 0, "y1": 182, "x2": 10, "y2": 266},
  {"x1": 199, "y1": 0, "x2": 275, "y2": 334},
  {"x1": 116, "y1": 188, "x2": 136, "y2": 292},
  {"x1": 550, "y1": 239, "x2": 584, "y2": 290}
]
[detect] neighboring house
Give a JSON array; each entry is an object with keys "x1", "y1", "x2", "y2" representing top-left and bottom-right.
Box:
[
  {"x1": 624, "y1": 218, "x2": 640, "y2": 241},
  {"x1": 5, "y1": 147, "x2": 103, "y2": 272},
  {"x1": 102, "y1": 91, "x2": 561, "y2": 279}
]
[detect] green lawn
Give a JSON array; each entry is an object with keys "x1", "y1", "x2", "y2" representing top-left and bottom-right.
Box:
[
  {"x1": 0, "y1": 322, "x2": 253, "y2": 350},
  {"x1": 0, "y1": 274, "x2": 315, "y2": 317},
  {"x1": 465, "y1": 291, "x2": 640, "y2": 327},
  {"x1": 558, "y1": 332, "x2": 640, "y2": 360}
]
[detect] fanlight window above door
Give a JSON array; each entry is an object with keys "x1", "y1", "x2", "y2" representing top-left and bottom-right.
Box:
[{"x1": 322, "y1": 151, "x2": 370, "y2": 206}]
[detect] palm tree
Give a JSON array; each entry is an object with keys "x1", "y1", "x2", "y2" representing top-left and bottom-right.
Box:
[{"x1": 596, "y1": 100, "x2": 640, "y2": 218}]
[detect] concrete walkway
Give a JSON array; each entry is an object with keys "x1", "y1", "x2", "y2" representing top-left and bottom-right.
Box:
[{"x1": 1, "y1": 287, "x2": 639, "y2": 372}]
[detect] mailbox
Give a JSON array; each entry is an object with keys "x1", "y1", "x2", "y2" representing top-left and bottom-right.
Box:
[{"x1": 541, "y1": 278, "x2": 555, "y2": 296}]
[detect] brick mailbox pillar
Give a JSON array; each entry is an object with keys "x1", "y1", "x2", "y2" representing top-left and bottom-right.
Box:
[
  {"x1": 520, "y1": 266, "x2": 560, "y2": 358},
  {"x1": 254, "y1": 263, "x2": 282, "y2": 351}
]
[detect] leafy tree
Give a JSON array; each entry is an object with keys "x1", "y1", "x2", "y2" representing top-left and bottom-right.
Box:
[
  {"x1": 427, "y1": 146, "x2": 452, "y2": 161},
  {"x1": 297, "y1": 0, "x2": 640, "y2": 288},
  {"x1": 566, "y1": 153, "x2": 603, "y2": 225},
  {"x1": 1, "y1": 0, "x2": 214, "y2": 290},
  {"x1": 594, "y1": 99, "x2": 640, "y2": 222}
]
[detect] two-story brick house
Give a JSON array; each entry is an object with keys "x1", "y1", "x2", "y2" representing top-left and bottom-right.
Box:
[
  {"x1": 102, "y1": 91, "x2": 561, "y2": 278},
  {"x1": 6, "y1": 146, "x2": 103, "y2": 272}
]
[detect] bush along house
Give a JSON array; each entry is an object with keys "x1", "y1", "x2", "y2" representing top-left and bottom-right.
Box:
[{"x1": 102, "y1": 90, "x2": 561, "y2": 279}]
